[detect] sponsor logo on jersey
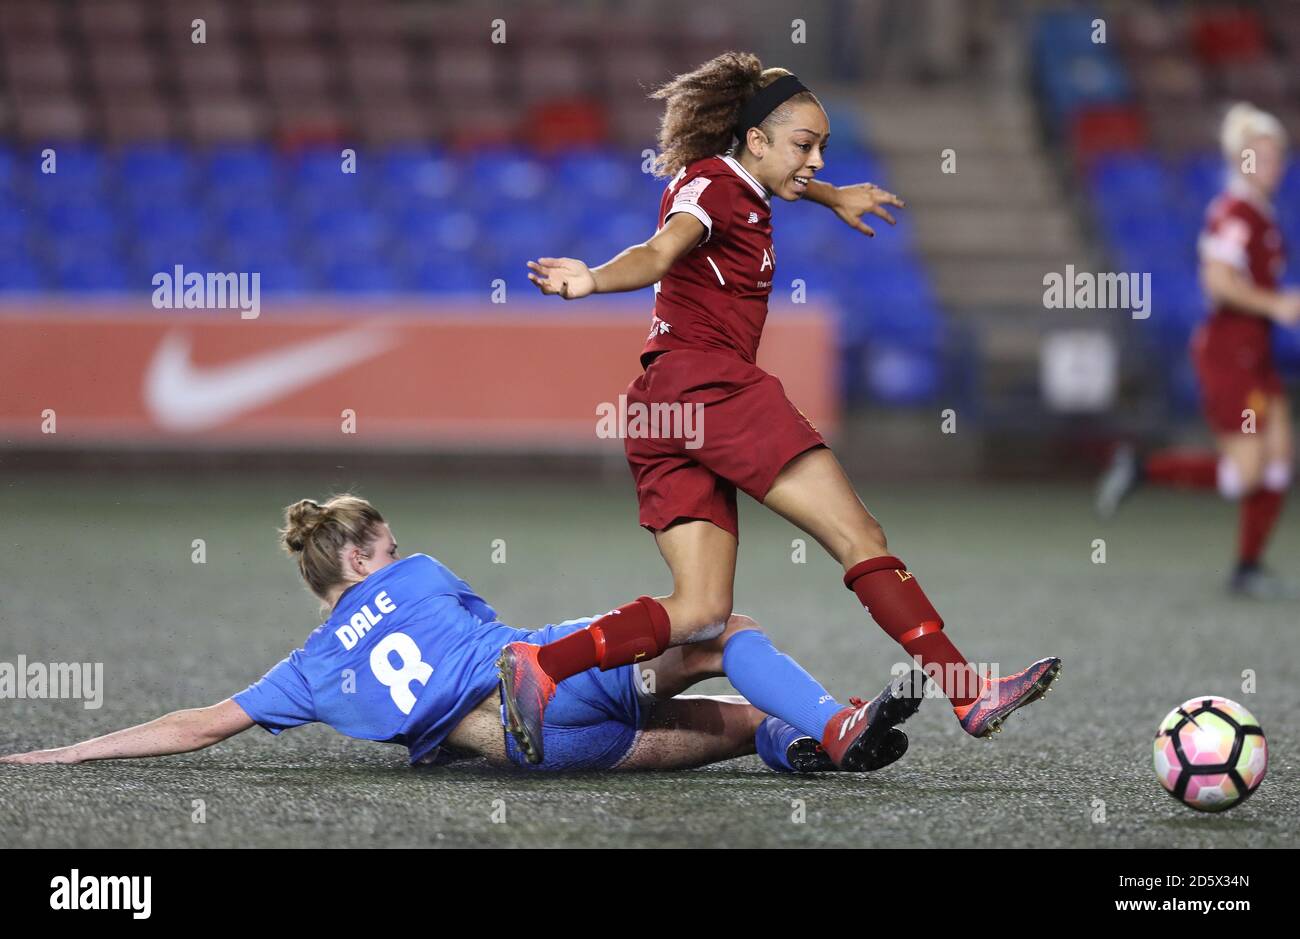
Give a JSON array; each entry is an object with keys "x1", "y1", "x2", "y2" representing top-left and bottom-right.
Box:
[
  {"x1": 747, "y1": 212, "x2": 759, "y2": 224},
  {"x1": 673, "y1": 176, "x2": 711, "y2": 205}
]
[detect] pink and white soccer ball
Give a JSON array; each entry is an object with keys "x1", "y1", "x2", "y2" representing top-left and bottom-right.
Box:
[{"x1": 1153, "y1": 696, "x2": 1267, "y2": 812}]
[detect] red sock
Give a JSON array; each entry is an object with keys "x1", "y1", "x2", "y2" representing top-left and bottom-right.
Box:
[
  {"x1": 844, "y1": 556, "x2": 979, "y2": 708},
  {"x1": 535, "y1": 596, "x2": 672, "y2": 681},
  {"x1": 1144, "y1": 449, "x2": 1218, "y2": 489},
  {"x1": 1238, "y1": 488, "x2": 1285, "y2": 566}
]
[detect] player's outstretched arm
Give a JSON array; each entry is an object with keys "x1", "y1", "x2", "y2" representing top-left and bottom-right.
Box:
[
  {"x1": 0, "y1": 698, "x2": 255, "y2": 765},
  {"x1": 803, "y1": 179, "x2": 905, "y2": 238},
  {"x1": 1201, "y1": 259, "x2": 1300, "y2": 324},
  {"x1": 526, "y1": 212, "x2": 704, "y2": 299}
]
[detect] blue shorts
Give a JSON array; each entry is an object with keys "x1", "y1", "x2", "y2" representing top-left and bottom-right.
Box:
[{"x1": 500, "y1": 618, "x2": 648, "y2": 772}]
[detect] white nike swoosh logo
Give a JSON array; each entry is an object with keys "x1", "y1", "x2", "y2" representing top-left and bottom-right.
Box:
[{"x1": 144, "y1": 326, "x2": 398, "y2": 431}]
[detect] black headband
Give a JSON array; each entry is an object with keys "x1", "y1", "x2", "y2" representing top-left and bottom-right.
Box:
[{"x1": 734, "y1": 74, "x2": 810, "y2": 142}]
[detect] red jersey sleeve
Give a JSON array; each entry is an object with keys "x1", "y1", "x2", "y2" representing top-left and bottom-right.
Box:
[
  {"x1": 1199, "y1": 198, "x2": 1253, "y2": 272},
  {"x1": 664, "y1": 169, "x2": 735, "y2": 247}
]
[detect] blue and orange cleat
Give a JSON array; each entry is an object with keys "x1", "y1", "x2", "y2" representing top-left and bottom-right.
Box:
[
  {"x1": 496, "y1": 642, "x2": 555, "y2": 765},
  {"x1": 954, "y1": 657, "x2": 1061, "y2": 738},
  {"x1": 820, "y1": 670, "x2": 924, "y2": 771}
]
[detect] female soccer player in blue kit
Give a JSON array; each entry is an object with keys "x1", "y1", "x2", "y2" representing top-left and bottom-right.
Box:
[{"x1": 1, "y1": 495, "x2": 918, "y2": 774}]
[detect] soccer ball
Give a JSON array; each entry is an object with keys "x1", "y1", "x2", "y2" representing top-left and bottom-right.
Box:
[{"x1": 1152, "y1": 696, "x2": 1267, "y2": 813}]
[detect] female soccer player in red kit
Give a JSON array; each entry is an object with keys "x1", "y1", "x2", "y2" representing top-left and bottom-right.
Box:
[
  {"x1": 501, "y1": 52, "x2": 1060, "y2": 765},
  {"x1": 1097, "y1": 103, "x2": 1300, "y2": 598}
]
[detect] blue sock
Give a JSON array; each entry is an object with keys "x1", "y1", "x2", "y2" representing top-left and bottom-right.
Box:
[
  {"x1": 755, "y1": 716, "x2": 806, "y2": 772},
  {"x1": 721, "y1": 628, "x2": 844, "y2": 741}
]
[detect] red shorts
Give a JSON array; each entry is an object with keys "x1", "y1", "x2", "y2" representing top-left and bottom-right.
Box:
[
  {"x1": 1191, "y1": 327, "x2": 1282, "y2": 435},
  {"x1": 623, "y1": 349, "x2": 826, "y2": 539}
]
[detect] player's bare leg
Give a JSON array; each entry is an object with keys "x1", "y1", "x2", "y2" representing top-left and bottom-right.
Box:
[
  {"x1": 651, "y1": 519, "x2": 739, "y2": 644},
  {"x1": 613, "y1": 696, "x2": 764, "y2": 770},
  {"x1": 636, "y1": 612, "x2": 915, "y2": 771},
  {"x1": 616, "y1": 695, "x2": 908, "y2": 773},
  {"x1": 503, "y1": 506, "x2": 922, "y2": 766},
  {"x1": 763, "y1": 446, "x2": 1060, "y2": 737},
  {"x1": 635, "y1": 612, "x2": 755, "y2": 699}
]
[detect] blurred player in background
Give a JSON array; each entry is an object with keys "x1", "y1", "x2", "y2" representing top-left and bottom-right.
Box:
[
  {"x1": 1, "y1": 495, "x2": 918, "y2": 775},
  {"x1": 1098, "y1": 103, "x2": 1300, "y2": 598},
  {"x1": 505, "y1": 51, "x2": 1060, "y2": 766}
]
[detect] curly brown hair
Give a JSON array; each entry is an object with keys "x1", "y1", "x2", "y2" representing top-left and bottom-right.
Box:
[{"x1": 649, "y1": 51, "x2": 821, "y2": 179}]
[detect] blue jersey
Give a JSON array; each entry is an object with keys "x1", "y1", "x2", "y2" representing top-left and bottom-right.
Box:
[{"x1": 232, "y1": 554, "x2": 533, "y2": 764}]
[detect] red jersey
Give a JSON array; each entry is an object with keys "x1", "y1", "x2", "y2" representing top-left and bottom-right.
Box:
[
  {"x1": 642, "y1": 154, "x2": 776, "y2": 366},
  {"x1": 1196, "y1": 180, "x2": 1287, "y2": 369}
]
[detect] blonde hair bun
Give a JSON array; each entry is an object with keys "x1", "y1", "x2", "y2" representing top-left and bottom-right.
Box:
[{"x1": 281, "y1": 499, "x2": 327, "y2": 553}]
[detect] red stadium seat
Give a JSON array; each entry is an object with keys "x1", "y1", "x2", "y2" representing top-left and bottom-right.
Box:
[
  {"x1": 1191, "y1": 9, "x2": 1267, "y2": 66},
  {"x1": 523, "y1": 98, "x2": 609, "y2": 153},
  {"x1": 1069, "y1": 104, "x2": 1150, "y2": 166}
]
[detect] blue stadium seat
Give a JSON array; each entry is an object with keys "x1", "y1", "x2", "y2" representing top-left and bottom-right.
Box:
[
  {"x1": 205, "y1": 146, "x2": 279, "y2": 206},
  {"x1": 408, "y1": 258, "x2": 494, "y2": 293},
  {"x1": 32, "y1": 145, "x2": 107, "y2": 199},
  {"x1": 52, "y1": 240, "x2": 130, "y2": 292},
  {"x1": 551, "y1": 149, "x2": 642, "y2": 204},
  {"x1": 0, "y1": 246, "x2": 47, "y2": 291},
  {"x1": 468, "y1": 150, "x2": 551, "y2": 205},
  {"x1": 42, "y1": 202, "x2": 118, "y2": 239},
  {"x1": 324, "y1": 258, "x2": 401, "y2": 293},
  {"x1": 116, "y1": 145, "x2": 194, "y2": 196},
  {"x1": 863, "y1": 342, "x2": 942, "y2": 404}
]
